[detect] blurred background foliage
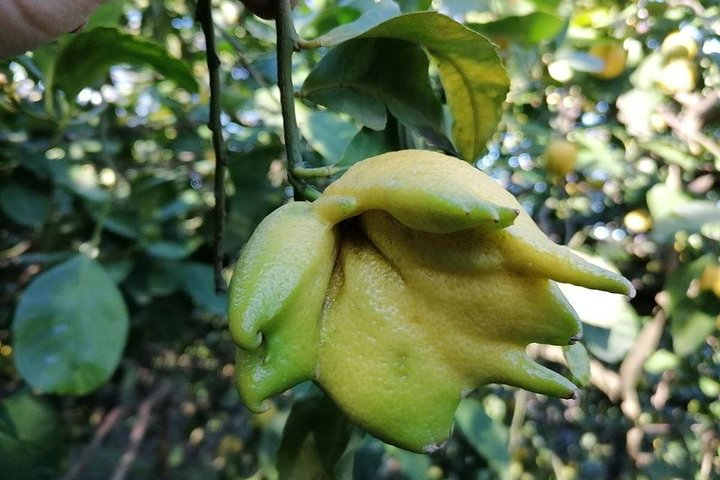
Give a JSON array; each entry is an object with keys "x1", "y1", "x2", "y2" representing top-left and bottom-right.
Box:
[{"x1": 1, "y1": 0, "x2": 719, "y2": 479}]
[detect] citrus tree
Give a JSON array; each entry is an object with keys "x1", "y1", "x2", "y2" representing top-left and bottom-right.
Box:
[{"x1": 1, "y1": 1, "x2": 718, "y2": 479}]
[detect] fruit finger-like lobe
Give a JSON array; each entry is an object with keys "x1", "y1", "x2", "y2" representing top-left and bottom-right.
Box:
[
  {"x1": 0, "y1": 0, "x2": 105, "y2": 58},
  {"x1": 228, "y1": 202, "x2": 337, "y2": 411},
  {"x1": 359, "y1": 211, "x2": 582, "y2": 346},
  {"x1": 502, "y1": 212, "x2": 634, "y2": 296},
  {"x1": 313, "y1": 150, "x2": 520, "y2": 233}
]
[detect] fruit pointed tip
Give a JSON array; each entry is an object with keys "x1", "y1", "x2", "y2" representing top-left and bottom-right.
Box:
[
  {"x1": 569, "y1": 333, "x2": 583, "y2": 344},
  {"x1": 494, "y1": 205, "x2": 520, "y2": 228},
  {"x1": 243, "y1": 397, "x2": 272, "y2": 414},
  {"x1": 626, "y1": 281, "x2": 637, "y2": 300}
]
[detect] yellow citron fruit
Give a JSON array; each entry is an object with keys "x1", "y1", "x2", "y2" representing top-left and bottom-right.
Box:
[
  {"x1": 0, "y1": 0, "x2": 105, "y2": 58},
  {"x1": 589, "y1": 42, "x2": 627, "y2": 80},
  {"x1": 661, "y1": 31, "x2": 699, "y2": 59},
  {"x1": 229, "y1": 150, "x2": 633, "y2": 452},
  {"x1": 658, "y1": 58, "x2": 697, "y2": 95},
  {"x1": 699, "y1": 265, "x2": 720, "y2": 298},
  {"x1": 624, "y1": 209, "x2": 653, "y2": 234},
  {"x1": 544, "y1": 138, "x2": 578, "y2": 178}
]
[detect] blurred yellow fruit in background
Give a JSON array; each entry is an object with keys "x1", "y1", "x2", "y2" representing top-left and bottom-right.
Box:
[
  {"x1": 589, "y1": 42, "x2": 627, "y2": 79},
  {"x1": 624, "y1": 209, "x2": 653, "y2": 234},
  {"x1": 545, "y1": 139, "x2": 578, "y2": 177},
  {"x1": 658, "y1": 58, "x2": 697, "y2": 95},
  {"x1": 661, "y1": 31, "x2": 699, "y2": 59},
  {"x1": 699, "y1": 265, "x2": 720, "y2": 297}
]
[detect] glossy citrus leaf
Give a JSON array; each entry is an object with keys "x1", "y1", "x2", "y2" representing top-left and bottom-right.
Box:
[
  {"x1": 0, "y1": 391, "x2": 63, "y2": 480},
  {"x1": 455, "y1": 398, "x2": 509, "y2": 476},
  {"x1": 0, "y1": 182, "x2": 50, "y2": 229},
  {"x1": 53, "y1": 27, "x2": 198, "y2": 99},
  {"x1": 302, "y1": 38, "x2": 447, "y2": 152},
  {"x1": 468, "y1": 12, "x2": 565, "y2": 44},
  {"x1": 564, "y1": 343, "x2": 591, "y2": 387},
  {"x1": 12, "y1": 254, "x2": 129, "y2": 395},
  {"x1": 357, "y1": 12, "x2": 509, "y2": 161},
  {"x1": 277, "y1": 395, "x2": 355, "y2": 480},
  {"x1": 310, "y1": 0, "x2": 401, "y2": 47}
]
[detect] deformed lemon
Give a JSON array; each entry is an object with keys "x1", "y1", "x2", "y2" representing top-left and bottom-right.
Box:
[{"x1": 229, "y1": 150, "x2": 633, "y2": 452}]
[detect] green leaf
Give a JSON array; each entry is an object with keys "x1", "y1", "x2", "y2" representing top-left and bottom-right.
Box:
[
  {"x1": 302, "y1": 38, "x2": 449, "y2": 150},
  {"x1": 468, "y1": 12, "x2": 565, "y2": 44},
  {"x1": 0, "y1": 391, "x2": 63, "y2": 480},
  {"x1": 311, "y1": 0, "x2": 402, "y2": 47},
  {"x1": 178, "y1": 263, "x2": 228, "y2": 316},
  {"x1": 296, "y1": 106, "x2": 359, "y2": 163},
  {"x1": 644, "y1": 349, "x2": 680, "y2": 374},
  {"x1": 338, "y1": 126, "x2": 401, "y2": 168},
  {"x1": 53, "y1": 27, "x2": 197, "y2": 99},
  {"x1": 558, "y1": 254, "x2": 639, "y2": 363},
  {"x1": 563, "y1": 343, "x2": 591, "y2": 386},
  {"x1": 146, "y1": 240, "x2": 199, "y2": 260},
  {"x1": 85, "y1": 0, "x2": 126, "y2": 29},
  {"x1": 665, "y1": 255, "x2": 719, "y2": 356},
  {"x1": 583, "y1": 320, "x2": 640, "y2": 364},
  {"x1": 454, "y1": 398, "x2": 509, "y2": 476},
  {"x1": 357, "y1": 12, "x2": 509, "y2": 161},
  {"x1": 277, "y1": 395, "x2": 355, "y2": 480},
  {"x1": 386, "y1": 447, "x2": 432, "y2": 478},
  {"x1": 12, "y1": 255, "x2": 129, "y2": 395},
  {"x1": 647, "y1": 184, "x2": 720, "y2": 242},
  {"x1": 644, "y1": 139, "x2": 699, "y2": 170},
  {"x1": 0, "y1": 182, "x2": 50, "y2": 228}
]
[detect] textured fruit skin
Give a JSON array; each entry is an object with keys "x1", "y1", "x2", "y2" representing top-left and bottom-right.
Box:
[
  {"x1": 544, "y1": 139, "x2": 578, "y2": 177},
  {"x1": 240, "y1": 0, "x2": 299, "y2": 20},
  {"x1": 229, "y1": 150, "x2": 633, "y2": 452},
  {"x1": 589, "y1": 42, "x2": 627, "y2": 80},
  {"x1": 228, "y1": 202, "x2": 337, "y2": 411},
  {"x1": 0, "y1": 0, "x2": 105, "y2": 58}
]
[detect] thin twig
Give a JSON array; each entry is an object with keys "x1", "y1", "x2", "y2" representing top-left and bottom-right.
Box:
[
  {"x1": 62, "y1": 406, "x2": 128, "y2": 480},
  {"x1": 508, "y1": 390, "x2": 528, "y2": 454},
  {"x1": 109, "y1": 381, "x2": 173, "y2": 480},
  {"x1": 197, "y1": 0, "x2": 228, "y2": 293},
  {"x1": 276, "y1": 0, "x2": 305, "y2": 192},
  {"x1": 618, "y1": 311, "x2": 666, "y2": 421},
  {"x1": 291, "y1": 165, "x2": 347, "y2": 179}
]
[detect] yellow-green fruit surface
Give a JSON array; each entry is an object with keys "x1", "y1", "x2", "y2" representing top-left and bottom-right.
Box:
[
  {"x1": 589, "y1": 42, "x2": 627, "y2": 80},
  {"x1": 545, "y1": 139, "x2": 578, "y2": 177},
  {"x1": 228, "y1": 201, "x2": 337, "y2": 411},
  {"x1": 229, "y1": 150, "x2": 633, "y2": 452}
]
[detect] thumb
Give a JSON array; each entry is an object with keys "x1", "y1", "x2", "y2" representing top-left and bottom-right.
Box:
[{"x1": 0, "y1": 0, "x2": 107, "y2": 58}]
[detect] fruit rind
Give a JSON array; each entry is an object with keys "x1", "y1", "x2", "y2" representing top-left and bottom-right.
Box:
[
  {"x1": 229, "y1": 149, "x2": 634, "y2": 451},
  {"x1": 228, "y1": 202, "x2": 337, "y2": 411}
]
